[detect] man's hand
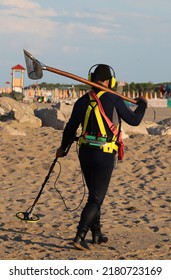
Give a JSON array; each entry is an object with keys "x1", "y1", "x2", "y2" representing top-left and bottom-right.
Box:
[
  {"x1": 135, "y1": 96, "x2": 147, "y2": 108},
  {"x1": 56, "y1": 146, "x2": 66, "y2": 158}
]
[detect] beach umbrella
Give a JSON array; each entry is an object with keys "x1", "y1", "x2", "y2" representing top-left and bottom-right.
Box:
[
  {"x1": 166, "y1": 84, "x2": 171, "y2": 94},
  {"x1": 160, "y1": 84, "x2": 166, "y2": 94}
]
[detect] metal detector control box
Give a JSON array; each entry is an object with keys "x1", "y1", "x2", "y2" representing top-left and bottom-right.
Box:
[{"x1": 85, "y1": 135, "x2": 107, "y2": 147}]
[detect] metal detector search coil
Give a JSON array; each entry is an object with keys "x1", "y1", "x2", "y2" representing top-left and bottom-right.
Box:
[{"x1": 16, "y1": 211, "x2": 39, "y2": 223}]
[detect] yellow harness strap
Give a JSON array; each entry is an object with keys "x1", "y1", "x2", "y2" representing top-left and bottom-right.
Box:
[
  {"x1": 79, "y1": 91, "x2": 119, "y2": 153},
  {"x1": 82, "y1": 91, "x2": 106, "y2": 135}
]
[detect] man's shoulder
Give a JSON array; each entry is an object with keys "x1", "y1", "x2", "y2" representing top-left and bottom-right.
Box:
[
  {"x1": 76, "y1": 92, "x2": 90, "y2": 103},
  {"x1": 73, "y1": 92, "x2": 90, "y2": 110},
  {"x1": 102, "y1": 91, "x2": 120, "y2": 101}
]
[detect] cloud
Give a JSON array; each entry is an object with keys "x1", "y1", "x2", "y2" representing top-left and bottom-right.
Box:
[
  {"x1": 0, "y1": 0, "x2": 40, "y2": 9},
  {"x1": 51, "y1": 11, "x2": 121, "y2": 43},
  {"x1": 0, "y1": 0, "x2": 122, "y2": 44},
  {"x1": 61, "y1": 46, "x2": 79, "y2": 54},
  {"x1": 0, "y1": 0, "x2": 57, "y2": 38}
]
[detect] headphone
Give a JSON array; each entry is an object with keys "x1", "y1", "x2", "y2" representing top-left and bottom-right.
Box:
[{"x1": 88, "y1": 64, "x2": 116, "y2": 89}]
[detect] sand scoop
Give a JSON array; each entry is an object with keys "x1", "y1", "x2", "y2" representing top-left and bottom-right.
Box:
[{"x1": 23, "y1": 49, "x2": 137, "y2": 104}]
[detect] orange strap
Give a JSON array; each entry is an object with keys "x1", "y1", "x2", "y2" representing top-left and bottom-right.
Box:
[{"x1": 89, "y1": 90, "x2": 119, "y2": 136}]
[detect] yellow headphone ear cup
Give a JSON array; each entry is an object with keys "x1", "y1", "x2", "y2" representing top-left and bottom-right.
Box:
[
  {"x1": 88, "y1": 73, "x2": 91, "y2": 81},
  {"x1": 110, "y1": 77, "x2": 116, "y2": 88}
]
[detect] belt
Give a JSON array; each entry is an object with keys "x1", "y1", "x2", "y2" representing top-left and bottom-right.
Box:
[{"x1": 78, "y1": 135, "x2": 118, "y2": 154}]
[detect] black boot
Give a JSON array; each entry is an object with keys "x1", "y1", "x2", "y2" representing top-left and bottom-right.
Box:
[
  {"x1": 91, "y1": 221, "x2": 108, "y2": 245},
  {"x1": 92, "y1": 233, "x2": 108, "y2": 244},
  {"x1": 73, "y1": 231, "x2": 90, "y2": 250}
]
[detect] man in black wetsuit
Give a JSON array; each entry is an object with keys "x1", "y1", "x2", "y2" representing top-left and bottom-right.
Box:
[{"x1": 56, "y1": 64, "x2": 147, "y2": 250}]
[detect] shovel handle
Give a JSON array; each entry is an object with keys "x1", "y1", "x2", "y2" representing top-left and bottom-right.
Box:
[{"x1": 45, "y1": 66, "x2": 137, "y2": 105}]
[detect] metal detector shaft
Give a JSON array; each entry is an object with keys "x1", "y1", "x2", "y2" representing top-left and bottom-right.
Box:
[
  {"x1": 45, "y1": 66, "x2": 137, "y2": 105},
  {"x1": 25, "y1": 138, "x2": 76, "y2": 219},
  {"x1": 29, "y1": 155, "x2": 58, "y2": 214}
]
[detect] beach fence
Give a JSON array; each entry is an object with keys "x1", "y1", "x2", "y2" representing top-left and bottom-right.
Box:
[
  {"x1": 126, "y1": 98, "x2": 171, "y2": 107},
  {"x1": 24, "y1": 87, "x2": 171, "y2": 107},
  {"x1": 1, "y1": 85, "x2": 170, "y2": 108},
  {"x1": 23, "y1": 86, "x2": 86, "y2": 103},
  {"x1": 125, "y1": 98, "x2": 171, "y2": 108},
  {"x1": 167, "y1": 98, "x2": 171, "y2": 107},
  {"x1": 121, "y1": 90, "x2": 171, "y2": 108}
]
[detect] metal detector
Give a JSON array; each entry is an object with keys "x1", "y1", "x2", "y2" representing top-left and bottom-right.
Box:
[
  {"x1": 16, "y1": 141, "x2": 74, "y2": 222},
  {"x1": 23, "y1": 49, "x2": 137, "y2": 105}
]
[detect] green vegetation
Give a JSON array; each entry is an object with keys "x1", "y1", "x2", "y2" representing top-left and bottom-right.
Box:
[
  {"x1": 24, "y1": 81, "x2": 171, "y2": 93},
  {"x1": 24, "y1": 82, "x2": 91, "y2": 91},
  {"x1": 10, "y1": 91, "x2": 24, "y2": 101},
  {"x1": 0, "y1": 91, "x2": 24, "y2": 101}
]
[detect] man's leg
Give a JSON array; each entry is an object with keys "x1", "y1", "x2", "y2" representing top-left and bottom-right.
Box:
[{"x1": 74, "y1": 148, "x2": 114, "y2": 249}]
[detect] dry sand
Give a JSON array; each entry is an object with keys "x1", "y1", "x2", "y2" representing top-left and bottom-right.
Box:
[{"x1": 0, "y1": 106, "x2": 171, "y2": 260}]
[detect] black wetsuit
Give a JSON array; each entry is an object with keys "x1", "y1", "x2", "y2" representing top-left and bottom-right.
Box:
[{"x1": 61, "y1": 90, "x2": 146, "y2": 237}]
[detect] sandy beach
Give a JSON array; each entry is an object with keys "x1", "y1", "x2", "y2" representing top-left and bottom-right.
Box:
[{"x1": 0, "y1": 105, "x2": 171, "y2": 260}]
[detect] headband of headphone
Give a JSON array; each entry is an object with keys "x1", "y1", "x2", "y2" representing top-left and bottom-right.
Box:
[{"x1": 88, "y1": 64, "x2": 116, "y2": 89}]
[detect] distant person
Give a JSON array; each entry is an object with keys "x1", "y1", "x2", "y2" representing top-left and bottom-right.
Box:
[{"x1": 56, "y1": 64, "x2": 147, "y2": 250}]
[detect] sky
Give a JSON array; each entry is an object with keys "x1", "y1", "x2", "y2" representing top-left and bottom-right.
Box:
[{"x1": 0, "y1": 0, "x2": 171, "y2": 88}]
